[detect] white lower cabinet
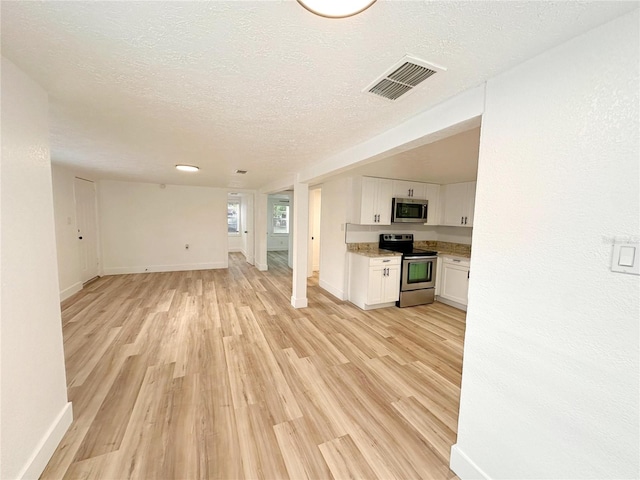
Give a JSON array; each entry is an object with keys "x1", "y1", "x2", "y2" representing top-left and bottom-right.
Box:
[
  {"x1": 349, "y1": 254, "x2": 401, "y2": 310},
  {"x1": 438, "y1": 256, "x2": 470, "y2": 310}
]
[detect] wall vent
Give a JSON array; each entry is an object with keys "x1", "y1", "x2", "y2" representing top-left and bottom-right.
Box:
[
  {"x1": 234, "y1": 169, "x2": 248, "y2": 174},
  {"x1": 364, "y1": 55, "x2": 446, "y2": 101}
]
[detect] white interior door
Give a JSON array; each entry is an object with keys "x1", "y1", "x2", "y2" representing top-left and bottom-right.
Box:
[{"x1": 74, "y1": 177, "x2": 99, "y2": 283}]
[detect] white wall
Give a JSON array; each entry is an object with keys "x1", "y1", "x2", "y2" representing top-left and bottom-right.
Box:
[
  {"x1": 99, "y1": 180, "x2": 228, "y2": 274},
  {"x1": 0, "y1": 57, "x2": 72, "y2": 480},
  {"x1": 452, "y1": 10, "x2": 639, "y2": 480},
  {"x1": 318, "y1": 177, "x2": 349, "y2": 300},
  {"x1": 51, "y1": 165, "x2": 100, "y2": 300}
]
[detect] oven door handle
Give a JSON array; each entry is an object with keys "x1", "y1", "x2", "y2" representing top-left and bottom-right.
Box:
[{"x1": 403, "y1": 255, "x2": 437, "y2": 260}]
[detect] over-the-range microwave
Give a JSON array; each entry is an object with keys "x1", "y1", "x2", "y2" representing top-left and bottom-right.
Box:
[{"x1": 392, "y1": 197, "x2": 428, "y2": 223}]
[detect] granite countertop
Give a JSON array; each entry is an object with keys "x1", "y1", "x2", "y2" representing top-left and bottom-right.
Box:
[
  {"x1": 435, "y1": 250, "x2": 471, "y2": 259},
  {"x1": 349, "y1": 248, "x2": 403, "y2": 258},
  {"x1": 439, "y1": 253, "x2": 471, "y2": 261}
]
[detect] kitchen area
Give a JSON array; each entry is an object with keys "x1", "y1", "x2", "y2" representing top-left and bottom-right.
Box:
[
  {"x1": 316, "y1": 125, "x2": 479, "y2": 313},
  {"x1": 347, "y1": 177, "x2": 474, "y2": 311}
]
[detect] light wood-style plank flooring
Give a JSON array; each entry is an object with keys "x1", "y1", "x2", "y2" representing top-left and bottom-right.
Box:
[{"x1": 42, "y1": 251, "x2": 466, "y2": 479}]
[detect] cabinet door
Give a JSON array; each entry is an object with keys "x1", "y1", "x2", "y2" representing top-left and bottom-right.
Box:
[
  {"x1": 376, "y1": 179, "x2": 393, "y2": 225},
  {"x1": 382, "y1": 265, "x2": 401, "y2": 303},
  {"x1": 392, "y1": 180, "x2": 426, "y2": 199},
  {"x1": 441, "y1": 262, "x2": 469, "y2": 305},
  {"x1": 367, "y1": 265, "x2": 386, "y2": 304},
  {"x1": 440, "y1": 183, "x2": 467, "y2": 226},
  {"x1": 409, "y1": 182, "x2": 426, "y2": 200},
  {"x1": 464, "y1": 182, "x2": 476, "y2": 227},
  {"x1": 392, "y1": 180, "x2": 412, "y2": 198},
  {"x1": 360, "y1": 177, "x2": 379, "y2": 225},
  {"x1": 424, "y1": 183, "x2": 440, "y2": 225}
]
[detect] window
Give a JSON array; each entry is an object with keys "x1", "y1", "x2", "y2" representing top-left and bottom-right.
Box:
[
  {"x1": 272, "y1": 204, "x2": 289, "y2": 234},
  {"x1": 228, "y1": 201, "x2": 240, "y2": 234}
]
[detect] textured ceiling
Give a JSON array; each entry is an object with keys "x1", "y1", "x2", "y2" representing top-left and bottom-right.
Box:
[{"x1": 1, "y1": 1, "x2": 637, "y2": 189}]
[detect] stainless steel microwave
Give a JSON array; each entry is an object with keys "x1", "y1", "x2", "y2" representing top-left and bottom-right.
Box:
[{"x1": 392, "y1": 197, "x2": 428, "y2": 223}]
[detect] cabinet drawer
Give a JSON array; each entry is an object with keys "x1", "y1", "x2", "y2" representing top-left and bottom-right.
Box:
[
  {"x1": 369, "y1": 256, "x2": 401, "y2": 267},
  {"x1": 442, "y1": 256, "x2": 470, "y2": 268}
]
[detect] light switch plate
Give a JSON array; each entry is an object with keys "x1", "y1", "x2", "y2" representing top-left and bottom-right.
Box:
[{"x1": 611, "y1": 242, "x2": 640, "y2": 275}]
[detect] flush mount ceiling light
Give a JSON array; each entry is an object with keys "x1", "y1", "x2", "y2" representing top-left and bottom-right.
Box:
[
  {"x1": 297, "y1": 0, "x2": 376, "y2": 18},
  {"x1": 175, "y1": 164, "x2": 199, "y2": 172}
]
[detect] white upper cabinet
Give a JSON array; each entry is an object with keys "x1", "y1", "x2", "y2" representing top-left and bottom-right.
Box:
[
  {"x1": 424, "y1": 183, "x2": 441, "y2": 225},
  {"x1": 349, "y1": 177, "x2": 393, "y2": 225},
  {"x1": 392, "y1": 180, "x2": 426, "y2": 199},
  {"x1": 439, "y1": 181, "x2": 476, "y2": 227}
]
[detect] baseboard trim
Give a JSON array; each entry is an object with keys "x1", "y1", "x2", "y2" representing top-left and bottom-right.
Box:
[
  {"x1": 450, "y1": 444, "x2": 490, "y2": 480},
  {"x1": 18, "y1": 402, "x2": 73, "y2": 480},
  {"x1": 59, "y1": 282, "x2": 82, "y2": 302},
  {"x1": 318, "y1": 280, "x2": 345, "y2": 301},
  {"x1": 102, "y1": 262, "x2": 228, "y2": 275},
  {"x1": 256, "y1": 262, "x2": 268, "y2": 271},
  {"x1": 436, "y1": 295, "x2": 468, "y2": 311},
  {"x1": 290, "y1": 295, "x2": 308, "y2": 309}
]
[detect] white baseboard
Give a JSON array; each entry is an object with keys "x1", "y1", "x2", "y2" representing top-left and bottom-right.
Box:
[
  {"x1": 319, "y1": 280, "x2": 346, "y2": 301},
  {"x1": 436, "y1": 295, "x2": 468, "y2": 311},
  {"x1": 102, "y1": 262, "x2": 228, "y2": 275},
  {"x1": 290, "y1": 295, "x2": 308, "y2": 308},
  {"x1": 18, "y1": 402, "x2": 73, "y2": 480},
  {"x1": 59, "y1": 282, "x2": 82, "y2": 302},
  {"x1": 245, "y1": 255, "x2": 255, "y2": 265},
  {"x1": 256, "y1": 262, "x2": 268, "y2": 271},
  {"x1": 228, "y1": 248, "x2": 242, "y2": 253},
  {"x1": 450, "y1": 444, "x2": 490, "y2": 480}
]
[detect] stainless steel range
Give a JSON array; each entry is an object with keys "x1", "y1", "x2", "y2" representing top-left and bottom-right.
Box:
[{"x1": 379, "y1": 234, "x2": 438, "y2": 307}]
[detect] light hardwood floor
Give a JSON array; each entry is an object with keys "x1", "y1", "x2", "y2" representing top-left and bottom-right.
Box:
[{"x1": 41, "y1": 251, "x2": 466, "y2": 479}]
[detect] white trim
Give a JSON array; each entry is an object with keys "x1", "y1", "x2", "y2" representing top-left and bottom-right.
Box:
[
  {"x1": 290, "y1": 295, "x2": 308, "y2": 309},
  {"x1": 319, "y1": 280, "x2": 346, "y2": 301},
  {"x1": 59, "y1": 281, "x2": 82, "y2": 302},
  {"x1": 103, "y1": 261, "x2": 228, "y2": 275},
  {"x1": 450, "y1": 444, "x2": 490, "y2": 480},
  {"x1": 228, "y1": 248, "x2": 243, "y2": 253},
  {"x1": 256, "y1": 262, "x2": 268, "y2": 271},
  {"x1": 18, "y1": 402, "x2": 73, "y2": 480},
  {"x1": 436, "y1": 296, "x2": 468, "y2": 311}
]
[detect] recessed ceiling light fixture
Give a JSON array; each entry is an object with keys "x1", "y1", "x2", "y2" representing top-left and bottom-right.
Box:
[
  {"x1": 175, "y1": 164, "x2": 199, "y2": 172},
  {"x1": 297, "y1": 0, "x2": 376, "y2": 18}
]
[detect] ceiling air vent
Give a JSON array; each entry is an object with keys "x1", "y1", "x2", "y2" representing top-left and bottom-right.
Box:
[
  {"x1": 234, "y1": 169, "x2": 248, "y2": 174},
  {"x1": 365, "y1": 55, "x2": 446, "y2": 101}
]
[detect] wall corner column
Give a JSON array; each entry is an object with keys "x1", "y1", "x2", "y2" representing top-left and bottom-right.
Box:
[{"x1": 291, "y1": 180, "x2": 309, "y2": 308}]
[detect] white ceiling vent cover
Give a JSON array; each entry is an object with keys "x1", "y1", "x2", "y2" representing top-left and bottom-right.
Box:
[{"x1": 365, "y1": 56, "x2": 446, "y2": 101}]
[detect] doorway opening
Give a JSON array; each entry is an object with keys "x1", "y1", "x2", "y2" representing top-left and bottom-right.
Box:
[
  {"x1": 308, "y1": 186, "x2": 322, "y2": 283},
  {"x1": 227, "y1": 192, "x2": 254, "y2": 266}
]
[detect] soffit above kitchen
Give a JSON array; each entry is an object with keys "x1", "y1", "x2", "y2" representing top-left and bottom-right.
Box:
[{"x1": 1, "y1": 1, "x2": 636, "y2": 190}]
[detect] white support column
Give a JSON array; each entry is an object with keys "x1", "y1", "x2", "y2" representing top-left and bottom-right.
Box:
[
  {"x1": 255, "y1": 193, "x2": 268, "y2": 271},
  {"x1": 291, "y1": 181, "x2": 309, "y2": 308}
]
